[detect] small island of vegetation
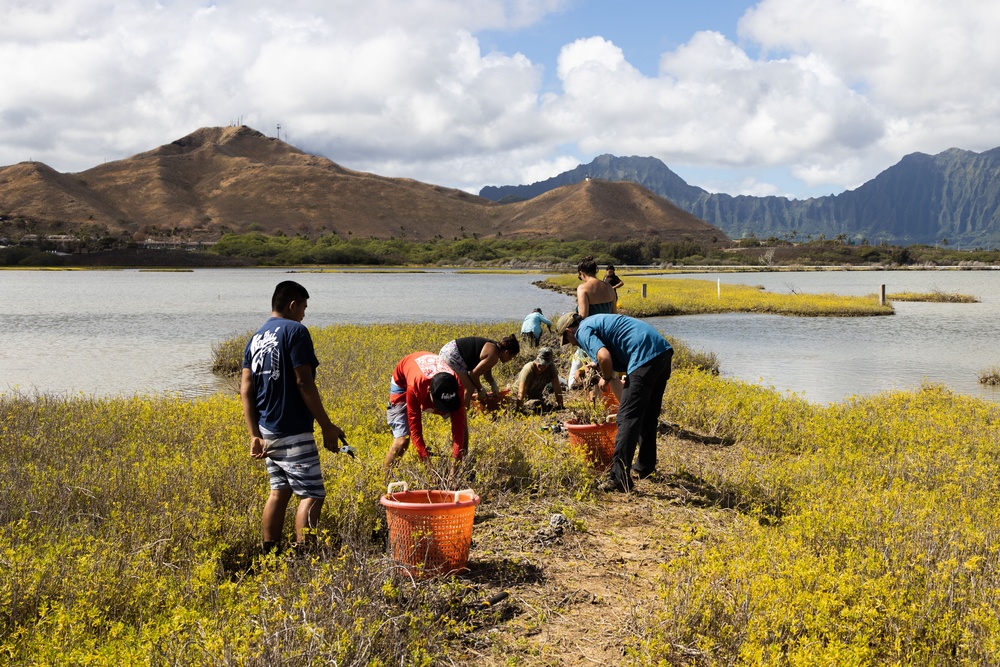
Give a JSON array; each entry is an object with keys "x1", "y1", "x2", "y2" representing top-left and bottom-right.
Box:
[{"x1": 545, "y1": 274, "x2": 896, "y2": 317}]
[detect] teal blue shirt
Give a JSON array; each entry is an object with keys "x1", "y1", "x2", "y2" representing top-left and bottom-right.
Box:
[{"x1": 574, "y1": 314, "x2": 671, "y2": 375}]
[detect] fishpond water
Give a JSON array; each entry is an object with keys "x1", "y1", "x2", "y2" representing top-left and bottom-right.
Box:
[
  {"x1": 3, "y1": 267, "x2": 1000, "y2": 404},
  {"x1": 1, "y1": 269, "x2": 573, "y2": 397},
  {"x1": 647, "y1": 270, "x2": 1000, "y2": 403}
]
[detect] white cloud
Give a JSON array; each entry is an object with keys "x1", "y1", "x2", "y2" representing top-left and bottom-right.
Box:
[
  {"x1": 1, "y1": 0, "x2": 999, "y2": 199},
  {"x1": 739, "y1": 0, "x2": 1000, "y2": 155},
  {"x1": 0, "y1": 0, "x2": 560, "y2": 175},
  {"x1": 543, "y1": 30, "x2": 884, "y2": 178},
  {"x1": 731, "y1": 177, "x2": 782, "y2": 198}
]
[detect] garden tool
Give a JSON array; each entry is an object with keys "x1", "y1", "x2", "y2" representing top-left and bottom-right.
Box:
[{"x1": 338, "y1": 434, "x2": 357, "y2": 458}]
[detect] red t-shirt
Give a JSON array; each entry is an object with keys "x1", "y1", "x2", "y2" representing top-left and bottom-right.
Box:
[{"x1": 390, "y1": 352, "x2": 467, "y2": 459}]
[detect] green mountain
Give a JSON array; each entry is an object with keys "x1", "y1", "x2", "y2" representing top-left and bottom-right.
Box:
[{"x1": 480, "y1": 149, "x2": 1000, "y2": 247}]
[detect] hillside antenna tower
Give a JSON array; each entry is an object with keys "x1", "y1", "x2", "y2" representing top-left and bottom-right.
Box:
[{"x1": 276, "y1": 123, "x2": 282, "y2": 140}]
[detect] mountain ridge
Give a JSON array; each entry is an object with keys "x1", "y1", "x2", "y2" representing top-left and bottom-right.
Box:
[
  {"x1": 0, "y1": 126, "x2": 727, "y2": 247},
  {"x1": 480, "y1": 149, "x2": 1000, "y2": 247}
]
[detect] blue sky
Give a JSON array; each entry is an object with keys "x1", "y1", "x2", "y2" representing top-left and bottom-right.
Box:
[
  {"x1": 481, "y1": 0, "x2": 754, "y2": 83},
  {"x1": 2, "y1": 0, "x2": 1000, "y2": 201}
]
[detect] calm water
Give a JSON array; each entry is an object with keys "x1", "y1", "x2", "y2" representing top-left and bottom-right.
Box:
[
  {"x1": 3, "y1": 268, "x2": 1000, "y2": 404},
  {"x1": 646, "y1": 270, "x2": 1000, "y2": 404},
  {"x1": 0, "y1": 269, "x2": 573, "y2": 397}
]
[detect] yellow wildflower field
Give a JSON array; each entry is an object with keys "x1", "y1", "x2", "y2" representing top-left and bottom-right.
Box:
[{"x1": 3, "y1": 321, "x2": 1000, "y2": 665}]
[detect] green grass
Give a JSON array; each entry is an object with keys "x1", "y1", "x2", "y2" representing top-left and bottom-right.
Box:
[
  {"x1": 6, "y1": 321, "x2": 1000, "y2": 664},
  {"x1": 886, "y1": 290, "x2": 979, "y2": 303}
]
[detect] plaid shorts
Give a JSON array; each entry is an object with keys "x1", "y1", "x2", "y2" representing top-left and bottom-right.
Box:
[{"x1": 262, "y1": 431, "x2": 326, "y2": 499}]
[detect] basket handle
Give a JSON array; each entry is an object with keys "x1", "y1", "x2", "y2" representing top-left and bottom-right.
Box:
[
  {"x1": 387, "y1": 481, "x2": 408, "y2": 496},
  {"x1": 453, "y1": 488, "x2": 474, "y2": 502}
]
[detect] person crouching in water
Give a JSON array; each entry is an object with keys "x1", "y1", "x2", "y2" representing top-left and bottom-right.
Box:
[{"x1": 384, "y1": 351, "x2": 467, "y2": 470}]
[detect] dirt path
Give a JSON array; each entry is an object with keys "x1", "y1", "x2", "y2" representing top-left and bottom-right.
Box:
[{"x1": 456, "y1": 438, "x2": 734, "y2": 666}]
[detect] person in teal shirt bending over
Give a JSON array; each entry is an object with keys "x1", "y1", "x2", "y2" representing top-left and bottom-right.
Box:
[
  {"x1": 556, "y1": 312, "x2": 673, "y2": 493},
  {"x1": 520, "y1": 308, "x2": 553, "y2": 347}
]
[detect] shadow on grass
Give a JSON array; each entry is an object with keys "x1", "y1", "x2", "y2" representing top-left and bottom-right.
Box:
[
  {"x1": 464, "y1": 557, "x2": 545, "y2": 588},
  {"x1": 642, "y1": 470, "x2": 785, "y2": 525},
  {"x1": 658, "y1": 421, "x2": 734, "y2": 446}
]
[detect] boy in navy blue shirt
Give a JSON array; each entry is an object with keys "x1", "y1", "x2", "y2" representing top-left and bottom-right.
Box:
[{"x1": 241, "y1": 281, "x2": 344, "y2": 553}]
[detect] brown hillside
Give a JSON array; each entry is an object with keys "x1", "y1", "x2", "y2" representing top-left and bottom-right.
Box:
[
  {"x1": 501, "y1": 178, "x2": 724, "y2": 243},
  {"x1": 0, "y1": 161, "x2": 125, "y2": 230},
  {"x1": 0, "y1": 126, "x2": 728, "y2": 244}
]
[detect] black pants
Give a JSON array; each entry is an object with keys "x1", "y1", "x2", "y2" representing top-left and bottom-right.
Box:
[
  {"x1": 610, "y1": 349, "x2": 673, "y2": 489},
  {"x1": 520, "y1": 332, "x2": 539, "y2": 346}
]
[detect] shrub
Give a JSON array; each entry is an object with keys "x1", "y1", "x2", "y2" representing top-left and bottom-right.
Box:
[
  {"x1": 978, "y1": 366, "x2": 1000, "y2": 385},
  {"x1": 643, "y1": 383, "x2": 1000, "y2": 666},
  {"x1": 1, "y1": 322, "x2": 600, "y2": 662}
]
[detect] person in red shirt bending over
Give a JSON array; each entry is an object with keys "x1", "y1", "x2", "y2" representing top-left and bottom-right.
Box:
[{"x1": 383, "y1": 351, "x2": 468, "y2": 470}]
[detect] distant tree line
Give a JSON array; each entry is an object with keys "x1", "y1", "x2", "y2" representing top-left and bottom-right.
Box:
[
  {"x1": 207, "y1": 232, "x2": 717, "y2": 267},
  {"x1": 209, "y1": 232, "x2": 1000, "y2": 267},
  {"x1": 7, "y1": 230, "x2": 1000, "y2": 268}
]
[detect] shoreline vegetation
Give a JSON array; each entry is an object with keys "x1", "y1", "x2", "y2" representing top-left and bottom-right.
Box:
[
  {"x1": 5, "y1": 320, "x2": 1000, "y2": 664},
  {"x1": 978, "y1": 366, "x2": 1000, "y2": 385},
  {"x1": 543, "y1": 274, "x2": 897, "y2": 317},
  {"x1": 7, "y1": 234, "x2": 1000, "y2": 269},
  {"x1": 885, "y1": 290, "x2": 979, "y2": 303}
]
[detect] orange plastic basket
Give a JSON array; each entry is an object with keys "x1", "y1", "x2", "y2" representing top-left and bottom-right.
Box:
[
  {"x1": 563, "y1": 419, "x2": 617, "y2": 470},
  {"x1": 473, "y1": 389, "x2": 511, "y2": 413},
  {"x1": 380, "y1": 482, "x2": 480, "y2": 577},
  {"x1": 600, "y1": 385, "x2": 619, "y2": 409}
]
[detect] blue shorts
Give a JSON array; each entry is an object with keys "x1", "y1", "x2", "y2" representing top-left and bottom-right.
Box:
[{"x1": 262, "y1": 431, "x2": 326, "y2": 499}]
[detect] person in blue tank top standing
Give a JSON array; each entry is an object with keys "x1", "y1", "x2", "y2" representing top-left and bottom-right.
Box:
[
  {"x1": 556, "y1": 312, "x2": 673, "y2": 493},
  {"x1": 241, "y1": 280, "x2": 344, "y2": 554}
]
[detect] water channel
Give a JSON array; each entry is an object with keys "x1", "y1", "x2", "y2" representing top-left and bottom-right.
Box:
[{"x1": 3, "y1": 267, "x2": 999, "y2": 404}]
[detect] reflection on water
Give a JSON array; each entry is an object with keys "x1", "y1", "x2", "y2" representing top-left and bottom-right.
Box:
[{"x1": 5, "y1": 268, "x2": 1000, "y2": 404}]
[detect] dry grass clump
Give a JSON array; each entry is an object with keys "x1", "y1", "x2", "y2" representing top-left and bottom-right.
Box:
[
  {"x1": 668, "y1": 336, "x2": 720, "y2": 374},
  {"x1": 210, "y1": 329, "x2": 254, "y2": 376},
  {"x1": 978, "y1": 366, "x2": 1000, "y2": 385}
]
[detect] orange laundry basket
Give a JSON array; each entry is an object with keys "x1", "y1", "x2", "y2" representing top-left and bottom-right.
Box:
[
  {"x1": 380, "y1": 482, "x2": 480, "y2": 577},
  {"x1": 473, "y1": 388, "x2": 511, "y2": 413},
  {"x1": 600, "y1": 385, "x2": 619, "y2": 409},
  {"x1": 563, "y1": 420, "x2": 617, "y2": 470}
]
